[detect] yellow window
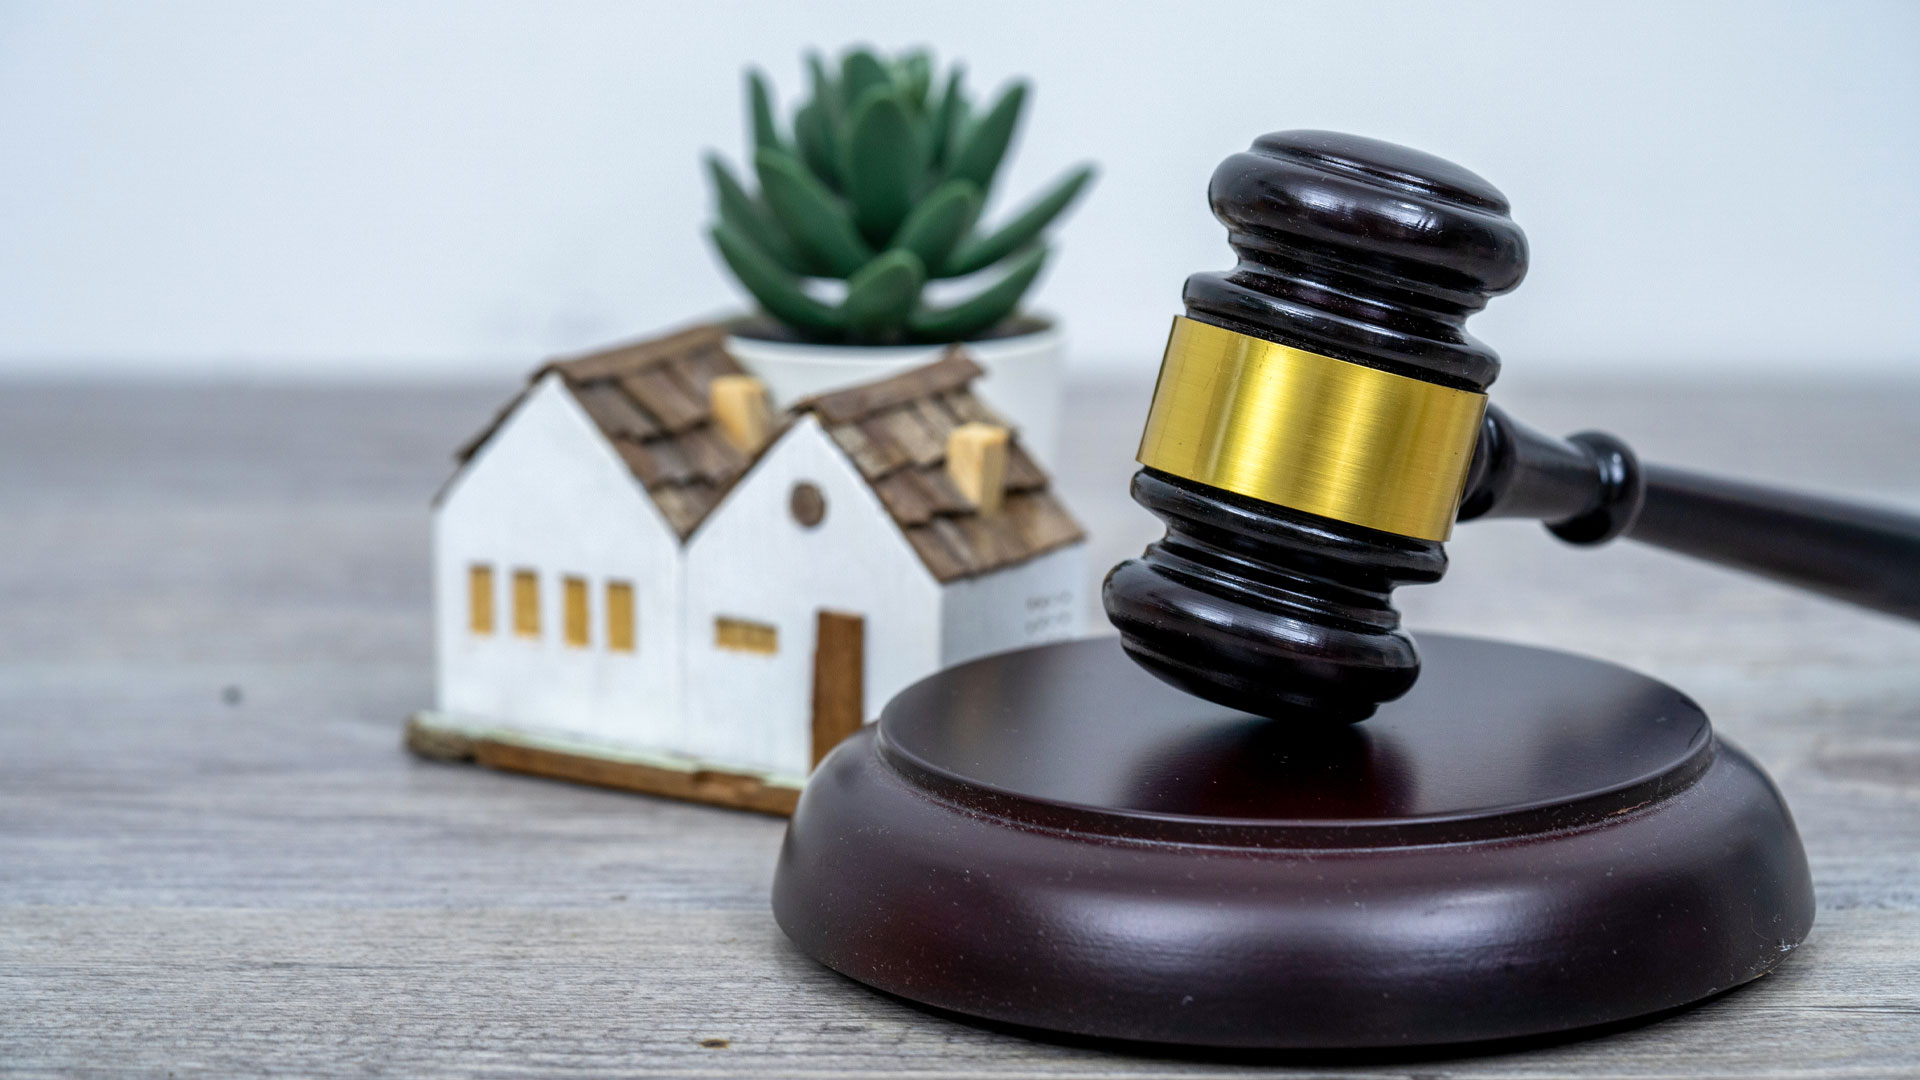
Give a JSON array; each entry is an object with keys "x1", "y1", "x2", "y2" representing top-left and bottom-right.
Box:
[
  {"x1": 606, "y1": 581, "x2": 636, "y2": 653},
  {"x1": 715, "y1": 616, "x2": 778, "y2": 655},
  {"x1": 512, "y1": 569, "x2": 540, "y2": 638},
  {"x1": 468, "y1": 564, "x2": 495, "y2": 635},
  {"x1": 563, "y1": 576, "x2": 589, "y2": 648}
]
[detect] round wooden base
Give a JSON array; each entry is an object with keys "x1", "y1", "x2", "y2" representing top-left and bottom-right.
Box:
[{"x1": 772, "y1": 634, "x2": 1814, "y2": 1050}]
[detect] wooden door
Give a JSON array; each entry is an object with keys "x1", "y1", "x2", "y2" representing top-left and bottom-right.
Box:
[{"x1": 811, "y1": 610, "x2": 865, "y2": 767}]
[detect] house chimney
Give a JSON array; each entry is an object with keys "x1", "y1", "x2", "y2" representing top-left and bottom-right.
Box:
[
  {"x1": 709, "y1": 375, "x2": 772, "y2": 453},
  {"x1": 947, "y1": 422, "x2": 1010, "y2": 515}
]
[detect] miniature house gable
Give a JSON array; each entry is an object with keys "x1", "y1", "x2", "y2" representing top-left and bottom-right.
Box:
[
  {"x1": 682, "y1": 414, "x2": 942, "y2": 780},
  {"x1": 433, "y1": 372, "x2": 684, "y2": 749}
]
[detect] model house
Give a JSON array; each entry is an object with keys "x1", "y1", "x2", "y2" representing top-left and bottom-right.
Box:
[{"x1": 407, "y1": 324, "x2": 1086, "y2": 813}]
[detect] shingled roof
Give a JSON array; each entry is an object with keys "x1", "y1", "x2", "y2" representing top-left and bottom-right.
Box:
[
  {"x1": 452, "y1": 324, "x2": 1083, "y2": 581},
  {"x1": 451, "y1": 324, "x2": 773, "y2": 539},
  {"x1": 796, "y1": 353, "x2": 1084, "y2": 582}
]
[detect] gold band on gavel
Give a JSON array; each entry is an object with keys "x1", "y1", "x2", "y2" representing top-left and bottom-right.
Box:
[{"x1": 1136, "y1": 317, "x2": 1488, "y2": 541}]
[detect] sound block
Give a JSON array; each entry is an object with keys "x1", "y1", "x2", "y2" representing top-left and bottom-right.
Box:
[{"x1": 773, "y1": 634, "x2": 1814, "y2": 1049}]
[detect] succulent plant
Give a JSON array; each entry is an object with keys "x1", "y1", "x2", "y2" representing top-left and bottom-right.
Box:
[{"x1": 705, "y1": 47, "x2": 1095, "y2": 345}]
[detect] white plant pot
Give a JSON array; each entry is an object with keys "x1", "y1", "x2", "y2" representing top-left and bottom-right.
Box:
[{"x1": 725, "y1": 322, "x2": 1067, "y2": 465}]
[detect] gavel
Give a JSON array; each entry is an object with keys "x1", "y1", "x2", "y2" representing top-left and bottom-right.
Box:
[{"x1": 1103, "y1": 130, "x2": 1920, "y2": 723}]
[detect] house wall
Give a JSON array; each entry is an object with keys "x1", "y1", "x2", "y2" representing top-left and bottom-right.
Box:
[
  {"x1": 433, "y1": 373, "x2": 683, "y2": 750},
  {"x1": 937, "y1": 544, "x2": 1087, "y2": 669},
  {"x1": 682, "y1": 416, "x2": 942, "y2": 780}
]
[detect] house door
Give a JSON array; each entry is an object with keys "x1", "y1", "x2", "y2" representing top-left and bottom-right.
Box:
[{"x1": 811, "y1": 610, "x2": 865, "y2": 767}]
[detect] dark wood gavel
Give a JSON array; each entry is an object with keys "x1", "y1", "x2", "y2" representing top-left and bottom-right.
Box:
[{"x1": 1103, "y1": 130, "x2": 1920, "y2": 722}]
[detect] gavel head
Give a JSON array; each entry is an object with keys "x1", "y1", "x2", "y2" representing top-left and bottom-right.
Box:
[{"x1": 1102, "y1": 131, "x2": 1529, "y2": 722}]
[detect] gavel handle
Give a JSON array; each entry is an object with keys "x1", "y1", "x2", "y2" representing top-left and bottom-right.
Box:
[{"x1": 1458, "y1": 404, "x2": 1920, "y2": 621}]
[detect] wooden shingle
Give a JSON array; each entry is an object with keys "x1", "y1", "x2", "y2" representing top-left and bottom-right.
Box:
[
  {"x1": 907, "y1": 396, "x2": 961, "y2": 446},
  {"x1": 573, "y1": 383, "x2": 661, "y2": 441},
  {"x1": 1004, "y1": 492, "x2": 1087, "y2": 551},
  {"x1": 1003, "y1": 444, "x2": 1047, "y2": 492},
  {"x1": 676, "y1": 425, "x2": 750, "y2": 484},
  {"x1": 936, "y1": 388, "x2": 1004, "y2": 427},
  {"x1": 862, "y1": 408, "x2": 948, "y2": 470},
  {"x1": 910, "y1": 466, "x2": 973, "y2": 518},
  {"x1": 904, "y1": 525, "x2": 970, "y2": 583},
  {"x1": 650, "y1": 483, "x2": 715, "y2": 537},
  {"x1": 666, "y1": 343, "x2": 735, "y2": 402},
  {"x1": 619, "y1": 368, "x2": 706, "y2": 435},
  {"x1": 828, "y1": 421, "x2": 907, "y2": 480},
  {"x1": 800, "y1": 352, "x2": 981, "y2": 424},
  {"x1": 949, "y1": 512, "x2": 1031, "y2": 569},
  {"x1": 933, "y1": 517, "x2": 989, "y2": 577},
  {"x1": 872, "y1": 472, "x2": 936, "y2": 527},
  {"x1": 613, "y1": 438, "x2": 691, "y2": 489}
]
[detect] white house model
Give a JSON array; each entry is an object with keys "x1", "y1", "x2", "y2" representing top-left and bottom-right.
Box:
[{"x1": 407, "y1": 324, "x2": 1087, "y2": 814}]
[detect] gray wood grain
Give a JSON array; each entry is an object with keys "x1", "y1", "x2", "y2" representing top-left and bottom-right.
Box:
[{"x1": 2, "y1": 376, "x2": 1918, "y2": 1077}]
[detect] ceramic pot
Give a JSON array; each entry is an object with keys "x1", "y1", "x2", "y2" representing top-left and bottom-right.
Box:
[{"x1": 725, "y1": 319, "x2": 1066, "y2": 465}]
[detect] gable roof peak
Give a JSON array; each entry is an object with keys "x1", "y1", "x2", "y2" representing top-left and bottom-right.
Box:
[{"x1": 538, "y1": 321, "x2": 772, "y2": 539}]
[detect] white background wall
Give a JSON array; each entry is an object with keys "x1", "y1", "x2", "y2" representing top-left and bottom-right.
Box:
[{"x1": 2, "y1": 1, "x2": 1915, "y2": 380}]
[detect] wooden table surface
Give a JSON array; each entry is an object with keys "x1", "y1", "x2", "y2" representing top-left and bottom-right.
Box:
[{"x1": 4, "y1": 375, "x2": 1918, "y2": 1078}]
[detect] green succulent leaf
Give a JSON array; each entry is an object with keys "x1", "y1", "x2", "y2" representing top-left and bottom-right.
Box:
[
  {"x1": 792, "y1": 102, "x2": 842, "y2": 192},
  {"x1": 841, "y1": 249, "x2": 926, "y2": 341},
  {"x1": 804, "y1": 51, "x2": 842, "y2": 161},
  {"x1": 710, "y1": 223, "x2": 843, "y2": 336},
  {"x1": 755, "y1": 147, "x2": 872, "y2": 276},
  {"x1": 943, "y1": 165, "x2": 1093, "y2": 277},
  {"x1": 892, "y1": 179, "x2": 982, "y2": 274},
  {"x1": 927, "y1": 67, "x2": 965, "y2": 169},
  {"x1": 910, "y1": 244, "x2": 1048, "y2": 341},
  {"x1": 899, "y1": 51, "x2": 932, "y2": 111},
  {"x1": 944, "y1": 96, "x2": 972, "y2": 171},
  {"x1": 946, "y1": 81, "x2": 1026, "y2": 195},
  {"x1": 843, "y1": 89, "x2": 926, "y2": 247},
  {"x1": 840, "y1": 48, "x2": 892, "y2": 106},
  {"x1": 704, "y1": 152, "x2": 810, "y2": 275},
  {"x1": 805, "y1": 51, "x2": 838, "y2": 116},
  {"x1": 747, "y1": 70, "x2": 781, "y2": 154}
]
